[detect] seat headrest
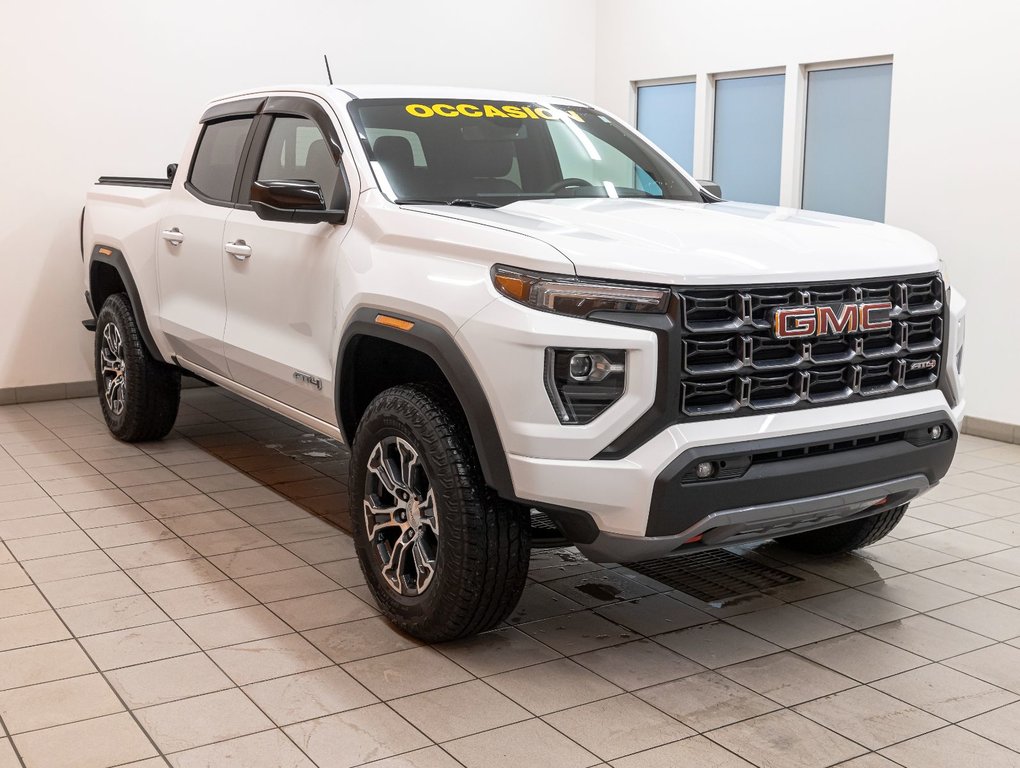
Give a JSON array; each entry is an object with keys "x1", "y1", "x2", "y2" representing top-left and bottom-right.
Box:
[
  {"x1": 373, "y1": 135, "x2": 415, "y2": 169},
  {"x1": 464, "y1": 141, "x2": 514, "y2": 178}
]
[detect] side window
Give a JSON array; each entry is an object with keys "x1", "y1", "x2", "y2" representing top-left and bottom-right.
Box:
[
  {"x1": 189, "y1": 118, "x2": 253, "y2": 202},
  {"x1": 258, "y1": 116, "x2": 338, "y2": 204}
]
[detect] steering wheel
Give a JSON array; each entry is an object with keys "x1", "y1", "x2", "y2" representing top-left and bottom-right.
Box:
[{"x1": 546, "y1": 177, "x2": 594, "y2": 194}]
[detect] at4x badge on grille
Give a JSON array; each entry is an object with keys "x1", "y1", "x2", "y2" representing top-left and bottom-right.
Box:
[{"x1": 772, "y1": 302, "x2": 893, "y2": 339}]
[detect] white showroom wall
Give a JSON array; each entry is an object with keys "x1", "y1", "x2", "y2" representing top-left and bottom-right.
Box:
[
  {"x1": 594, "y1": 0, "x2": 1020, "y2": 426},
  {"x1": 0, "y1": 0, "x2": 597, "y2": 393}
]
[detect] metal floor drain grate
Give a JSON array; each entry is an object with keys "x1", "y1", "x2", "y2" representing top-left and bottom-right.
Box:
[{"x1": 622, "y1": 549, "x2": 802, "y2": 603}]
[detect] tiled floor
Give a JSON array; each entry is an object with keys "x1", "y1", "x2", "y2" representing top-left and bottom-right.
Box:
[{"x1": 0, "y1": 389, "x2": 1019, "y2": 767}]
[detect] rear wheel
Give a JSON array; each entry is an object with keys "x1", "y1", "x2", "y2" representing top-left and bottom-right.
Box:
[
  {"x1": 777, "y1": 504, "x2": 909, "y2": 554},
  {"x1": 349, "y1": 384, "x2": 530, "y2": 642},
  {"x1": 95, "y1": 293, "x2": 181, "y2": 442}
]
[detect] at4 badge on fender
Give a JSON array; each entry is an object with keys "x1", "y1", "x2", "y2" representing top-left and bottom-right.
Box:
[{"x1": 772, "y1": 302, "x2": 893, "y2": 339}]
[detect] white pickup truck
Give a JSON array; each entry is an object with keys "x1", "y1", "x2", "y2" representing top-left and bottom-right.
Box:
[{"x1": 82, "y1": 84, "x2": 966, "y2": 641}]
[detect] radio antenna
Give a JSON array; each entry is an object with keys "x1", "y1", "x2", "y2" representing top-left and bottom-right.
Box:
[{"x1": 323, "y1": 54, "x2": 334, "y2": 85}]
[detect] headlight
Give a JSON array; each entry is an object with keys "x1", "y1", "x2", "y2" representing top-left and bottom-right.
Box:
[{"x1": 492, "y1": 266, "x2": 670, "y2": 318}]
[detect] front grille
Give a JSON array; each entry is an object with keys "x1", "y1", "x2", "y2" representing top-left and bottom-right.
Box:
[{"x1": 676, "y1": 274, "x2": 945, "y2": 418}]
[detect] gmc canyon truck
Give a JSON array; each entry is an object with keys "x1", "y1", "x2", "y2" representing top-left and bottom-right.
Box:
[{"x1": 82, "y1": 85, "x2": 966, "y2": 641}]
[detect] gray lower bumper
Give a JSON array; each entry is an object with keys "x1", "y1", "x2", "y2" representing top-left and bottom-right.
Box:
[{"x1": 576, "y1": 474, "x2": 930, "y2": 563}]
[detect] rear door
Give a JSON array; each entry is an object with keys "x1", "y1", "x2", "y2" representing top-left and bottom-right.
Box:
[
  {"x1": 221, "y1": 96, "x2": 356, "y2": 423},
  {"x1": 157, "y1": 109, "x2": 258, "y2": 376}
]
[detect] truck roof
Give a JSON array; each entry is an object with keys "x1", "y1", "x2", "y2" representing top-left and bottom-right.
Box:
[{"x1": 206, "y1": 84, "x2": 590, "y2": 108}]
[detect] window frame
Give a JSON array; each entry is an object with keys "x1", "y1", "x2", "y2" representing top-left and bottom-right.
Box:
[
  {"x1": 185, "y1": 116, "x2": 258, "y2": 208},
  {"x1": 631, "y1": 75, "x2": 698, "y2": 175}
]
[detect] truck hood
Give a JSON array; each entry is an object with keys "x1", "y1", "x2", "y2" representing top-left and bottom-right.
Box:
[{"x1": 411, "y1": 198, "x2": 939, "y2": 285}]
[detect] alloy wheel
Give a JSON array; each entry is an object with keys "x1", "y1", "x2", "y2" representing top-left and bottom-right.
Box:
[
  {"x1": 363, "y1": 436, "x2": 439, "y2": 596},
  {"x1": 100, "y1": 322, "x2": 127, "y2": 416}
]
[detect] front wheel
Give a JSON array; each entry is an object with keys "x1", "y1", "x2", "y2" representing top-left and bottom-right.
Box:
[
  {"x1": 349, "y1": 384, "x2": 530, "y2": 642},
  {"x1": 777, "y1": 504, "x2": 909, "y2": 555},
  {"x1": 95, "y1": 293, "x2": 181, "y2": 442}
]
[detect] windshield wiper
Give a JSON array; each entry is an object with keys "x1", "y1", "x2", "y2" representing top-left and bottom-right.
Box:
[{"x1": 394, "y1": 198, "x2": 499, "y2": 209}]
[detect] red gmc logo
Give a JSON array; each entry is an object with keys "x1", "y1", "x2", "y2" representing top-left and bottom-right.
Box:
[{"x1": 772, "y1": 302, "x2": 893, "y2": 339}]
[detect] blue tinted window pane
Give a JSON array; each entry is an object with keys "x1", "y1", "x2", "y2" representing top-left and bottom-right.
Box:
[
  {"x1": 712, "y1": 74, "x2": 785, "y2": 205},
  {"x1": 637, "y1": 82, "x2": 696, "y2": 172},
  {"x1": 802, "y1": 64, "x2": 892, "y2": 221}
]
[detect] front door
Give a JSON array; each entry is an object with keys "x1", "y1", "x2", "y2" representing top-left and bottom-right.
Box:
[
  {"x1": 157, "y1": 117, "x2": 254, "y2": 376},
  {"x1": 221, "y1": 105, "x2": 354, "y2": 424}
]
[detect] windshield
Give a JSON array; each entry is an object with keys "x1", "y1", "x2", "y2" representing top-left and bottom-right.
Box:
[{"x1": 348, "y1": 98, "x2": 703, "y2": 207}]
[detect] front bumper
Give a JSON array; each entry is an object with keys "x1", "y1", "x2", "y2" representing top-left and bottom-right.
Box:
[{"x1": 511, "y1": 400, "x2": 959, "y2": 562}]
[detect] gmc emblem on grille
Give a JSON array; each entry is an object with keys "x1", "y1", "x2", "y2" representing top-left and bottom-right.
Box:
[{"x1": 772, "y1": 301, "x2": 893, "y2": 339}]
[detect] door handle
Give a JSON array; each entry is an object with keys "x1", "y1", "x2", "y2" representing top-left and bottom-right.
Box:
[
  {"x1": 160, "y1": 227, "x2": 184, "y2": 246},
  {"x1": 224, "y1": 239, "x2": 252, "y2": 260}
]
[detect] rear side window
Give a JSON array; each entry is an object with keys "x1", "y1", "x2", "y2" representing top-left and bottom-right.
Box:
[{"x1": 189, "y1": 118, "x2": 253, "y2": 202}]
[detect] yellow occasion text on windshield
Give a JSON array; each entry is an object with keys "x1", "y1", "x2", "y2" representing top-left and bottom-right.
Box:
[{"x1": 404, "y1": 103, "x2": 585, "y2": 122}]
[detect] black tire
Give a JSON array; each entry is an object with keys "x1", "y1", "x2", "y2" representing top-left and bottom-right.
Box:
[
  {"x1": 349, "y1": 383, "x2": 530, "y2": 642},
  {"x1": 777, "y1": 504, "x2": 909, "y2": 555},
  {"x1": 95, "y1": 293, "x2": 181, "y2": 442}
]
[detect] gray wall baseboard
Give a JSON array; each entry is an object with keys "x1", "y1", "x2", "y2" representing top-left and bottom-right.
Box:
[
  {"x1": 1, "y1": 377, "x2": 207, "y2": 406},
  {"x1": 961, "y1": 415, "x2": 1020, "y2": 444}
]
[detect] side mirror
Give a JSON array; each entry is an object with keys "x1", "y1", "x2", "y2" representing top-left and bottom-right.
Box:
[
  {"x1": 697, "y1": 179, "x2": 722, "y2": 199},
  {"x1": 250, "y1": 179, "x2": 346, "y2": 224}
]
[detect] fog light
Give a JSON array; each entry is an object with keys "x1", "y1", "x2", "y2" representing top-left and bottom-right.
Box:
[
  {"x1": 568, "y1": 352, "x2": 622, "y2": 383},
  {"x1": 545, "y1": 349, "x2": 627, "y2": 424},
  {"x1": 929, "y1": 425, "x2": 943, "y2": 440},
  {"x1": 695, "y1": 461, "x2": 716, "y2": 479}
]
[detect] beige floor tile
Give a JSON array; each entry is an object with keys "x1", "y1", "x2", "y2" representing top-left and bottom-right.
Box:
[
  {"x1": 0, "y1": 739, "x2": 18, "y2": 768},
  {"x1": 434, "y1": 632, "x2": 556, "y2": 682},
  {"x1": 13, "y1": 713, "x2": 156, "y2": 767},
  {"x1": 797, "y1": 588, "x2": 915, "y2": 630},
  {"x1": 0, "y1": 512, "x2": 77, "y2": 540},
  {"x1": 70, "y1": 503, "x2": 152, "y2": 529},
  {"x1": 725, "y1": 604, "x2": 851, "y2": 648},
  {"x1": 637, "y1": 670, "x2": 779, "y2": 731},
  {"x1": 185, "y1": 526, "x2": 276, "y2": 557},
  {"x1": 865, "y1": 614, "x2": 995, "y2": 660},
  {"x1": 106, "y1": 538, "x2": 201, "y2": 569},
  {"x1": 857, "y1": 573, "x2": 975, "y2": 612},
  {"x1": 832, "y1": 756, "x2": 902, "y2": 768},
  {"x1": 389, "y1": 679, "x2": 529, "y2": 742},
  {"x1": 359, "y1": 746, "x2": 463, "y2": 768},
  {"x1": 6, "y1": 530, "x2": 97, "y2": 561},
  {"x1": 0, "y1": 563, "x2": 30, "y2": 590},
  {"x1": 910, "y1": 529, "x2": 1011, "y2": 558},
  {"x1": 487, "y1": 658, "x2": 622, "y2": 716},
  {"x1": 243, "y1": 666, "x2": 377, "y2": 725},
  {"x1": 795, "y1": 685, "x2": 946, "y2": 749},
  {"x1": 134, "y1": 688, "x2": 274, "y2": 753},
  {"x1": 573, "y1": 638, "x2": 703, "y2": 691},
  {"x1": 710, "y1": 710, "x2": 866, "y2": 768},
  {"x1": 973, "y1": 547, "x2": 1020, "y2": 577},
  {"x1": 880, "y1": 724, "x2": 1020, "y2": 768},
  {"x1": 344, "y1": 646, "x2": 473, "y2": 700},
  {"x1": 284, "y1": 533, "x2": 355, "y2": 564},
  {"x1": 106, "y1": 652, "x2": 235, "y2": 708},
  {"x1": 124, "y1": 480, "x2": 200, "y2": 503},
  {"x1": 591, "y1": 593, "x2": 712, "y2": 637},
  {"x1": 922, "y1": 561, "x2": 1020, "y2": 595},
  {"x1": 168, "y1": 729, "x2": 316, "y2": 768},
  {"x1": 0, "y1": 673, "x2": 123, "y2": 733},
  {"x1": 545, "y1": 693, "x2": 693, "y2": 761},
  {"x1": 316, "y1": 558, "x2": 365, "y2": 587},
  {"x1": 0, "y1": 585, "x2": 49, "y2": 618},
  {"x1": 795, "y1": 632, "x2": 929, "y2": 682},
  {"x1": 16, "y1": 451, "x2": 83, "y2": 469},
  {"x1": 105, "y1": 466, "x2": 179, "y2": 488},
  {"x1": 267, "y1": 589, "x2": 378, "y2": 631},
  {"x1": 860, "y1": 540, "x2": 959, "y2": 572},
  {"x1": 0, "y1": 639, "x2": 96, "y2": 689},
  {"x1": 52, "y1": 488, "x2": 133, "y2": 513},
  {"x1": 929, "y1": 597, "x2": 1020, "y2": 641},
  {"x1": 126, "y1": 558, "x2": 227, "y2": 592},
  {"x1": 873, "y1": 664, "x2": 1018, "y2": 721},
  {"x1": 0, "y1": 496, "x2": 64, "y2": 523},
  {"x1": 654, "y1": 621, "x2": 782, "y2": 668},
  {"x1": 142, "y1": 495, "x2": 224, "y2": 519},
  {"x1": 150, "y1": 580, "x2": 257, "y2": 619},
  {"x1": 720, "y1": 651, "x2": 857, "y2": 706},
  {"x1": 20, "y1": 549, "x2": 119, "y2": 583},
  {"x1": 516, "y1": 611, "x2": 636, "y2": 656},
  {"x1": 161, "y1": 509, "x2": 248, "y2": 537},
  {"x1": 171, "y1": 459, "x2": 235, "y2": 480},
  {"x1": 257, "y1": 516, "x2": 338, "y2": 544},
  {"x1": 89, "y1": 519, "x2": 175, "y2": 548},
  {"x1": 961, "y1": 701, "x2": 1020, "y2": 752},
  {"x1": 207, "y1": 545, "x2": 307, "y2": 578},
  {"x1": 24, "y1": 464, "x2": 100, "y2": 484},
  {"x1": 231, "y1": 500, "x2": 310, "y2": 527},
  {"x1": 0, "y1": 610, "x2": 69, "y2": 651},
  {"x1": 58, "y1": 594, "x2": 168, "y2": 636},
  {"x1": 284, "y1": 703, "x2": 430, "y2": 768},
  {"x1": 187, "y1": 472, "x2": 262, "y2": 493},
  {"x1": 959, "y1": 519, "x2": 1020, "y2": 547},
  {"x1": 209, "y1": 632, "x2": 331, "y2": 686},
  {"x1": 944, "y1": 644, "x2": 1020, "y2": 694},
  {"x1": 236, "y1": 564, "x2": 343, "y2": 603},
  {"x1": 610, "y1": 734, "x2": 754, "y2": 767},
  {"x1": 506, "y1": 582, "x2": 584, "y2": 625},
  {"x1": 178, "y1": 604, "x2": 291, "y2": 649},
  {"x1": 80, "y1": 621, "x2": 199, "y2": 670},
  {"x1": 447, "y1": 717, "x2": 598, "y2": 768}
]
